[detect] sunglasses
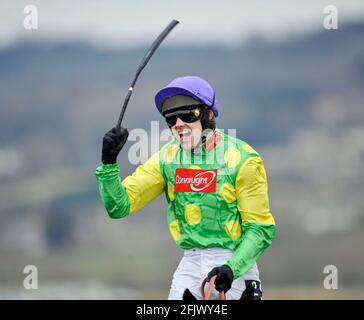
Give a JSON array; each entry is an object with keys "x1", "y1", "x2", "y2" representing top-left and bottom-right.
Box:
[{"x1": 164, "y1": 107, "x2": 203, "y2": 126}]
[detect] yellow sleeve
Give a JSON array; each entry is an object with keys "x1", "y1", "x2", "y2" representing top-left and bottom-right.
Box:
[
  {"x1": 236, "y1": 156, "x2": 275, "y2": 225},
  {"x1": 121, "y1": 151, "x2": 165, "y2": 214},
  {"x1": 226, "y1": 156, "x2": 276, "y2": 279}
]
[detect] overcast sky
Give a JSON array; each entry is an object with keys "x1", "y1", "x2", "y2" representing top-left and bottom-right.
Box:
[{"x1": 2, "y1": 0, "x2": 364, "y2": 49}]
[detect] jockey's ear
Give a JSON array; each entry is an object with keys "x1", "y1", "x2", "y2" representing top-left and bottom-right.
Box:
[
  {"x1": 182, "y1": 289, "x2": 197, "y2": 301},
  {"x1": 208, "y1": 110, "x2": 214, "y2": 120}
]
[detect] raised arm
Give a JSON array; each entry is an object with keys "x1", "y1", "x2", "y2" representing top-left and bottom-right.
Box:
[
  {"x1": 95, "y1": 152, "x2": 165, "y2": 218},
  {"x1": 95, "y1": 127, "x2": 165, "y2": 218}
]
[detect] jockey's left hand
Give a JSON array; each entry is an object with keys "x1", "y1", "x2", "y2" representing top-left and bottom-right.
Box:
[{"x1": 207, "y1": 265, "x2": 234, "y2": 293}]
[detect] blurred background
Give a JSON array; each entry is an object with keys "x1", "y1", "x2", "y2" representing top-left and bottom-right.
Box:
[{"x1": 1, "y1": 0, "x2": 363, "y2": 299}]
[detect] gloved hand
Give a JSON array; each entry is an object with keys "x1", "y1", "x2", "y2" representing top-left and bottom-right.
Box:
[
  {"x1": 101, "y1": 127, "x2": 129, "y2": 164},
  {"x1": 207, "y1": 265, "x2": 234, "y2": 293},
  {"x1": 240, "y1": 280, "x2": 262, "y2": 300}
]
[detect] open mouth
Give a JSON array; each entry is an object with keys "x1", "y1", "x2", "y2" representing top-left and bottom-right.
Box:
[{"x1": 178, "y1": 129, "x2": 191, "y2": 139}]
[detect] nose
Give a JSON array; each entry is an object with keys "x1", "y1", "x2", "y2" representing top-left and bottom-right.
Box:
[{"x1": 175, "y1": 117, "x2": 185, "y2": 126}]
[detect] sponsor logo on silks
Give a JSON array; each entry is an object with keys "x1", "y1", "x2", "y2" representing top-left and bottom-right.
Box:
[{"x1": 174, "y1": 168, "x2": 218, "y2": 192}]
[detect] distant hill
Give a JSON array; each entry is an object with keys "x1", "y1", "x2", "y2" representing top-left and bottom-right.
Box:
[{"x1": 1, "y1": 22, "x2": 363, "y2": 147}]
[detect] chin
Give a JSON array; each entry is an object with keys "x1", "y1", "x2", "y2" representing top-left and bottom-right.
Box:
[{"x1": 180, "y1": 142, "x2": 194, "y2": 151}]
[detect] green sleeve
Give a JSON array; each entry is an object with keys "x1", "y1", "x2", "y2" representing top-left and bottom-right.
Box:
[
  {"x1": 95, "y1": 163, "x2": 130, "y2": 219},
  {"x1": 226, "y1": 222, "x2": 275, "y2": 279}
]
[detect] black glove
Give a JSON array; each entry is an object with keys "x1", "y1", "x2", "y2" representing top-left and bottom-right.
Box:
[
  {"x1": 240, "y1": 280, "x2": 262, "y2": 300},
  {"x1": 207, "y1": 265, "x2": 234, "y2": 293},
  {"x1": 101, "y1": 127, "x2": 129, "y2": 164}
]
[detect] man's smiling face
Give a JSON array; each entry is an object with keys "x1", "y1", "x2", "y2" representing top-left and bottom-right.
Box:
[{"x1": 161, "y1": 95, "x2": 206, "y2": 151}]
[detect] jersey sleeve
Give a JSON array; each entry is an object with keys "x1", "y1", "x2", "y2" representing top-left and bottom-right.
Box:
[
  {"x1": 95, "y1": 151, "x2": 165, "y2": 218},
  {"x1": 226, "y1": 156, "x2": 276, "y2": 279}
]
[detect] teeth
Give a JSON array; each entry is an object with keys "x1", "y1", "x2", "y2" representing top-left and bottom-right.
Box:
[{"x1": 179, "y1": 130, "x2": 191, "y2": 135}]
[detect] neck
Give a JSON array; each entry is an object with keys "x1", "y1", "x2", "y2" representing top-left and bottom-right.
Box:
[{"x1": 190, "y1": 128, "x2": 216, "y2": 155}]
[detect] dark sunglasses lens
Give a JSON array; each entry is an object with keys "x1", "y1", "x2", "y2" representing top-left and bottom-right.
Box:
[
  {"x1": 179, "y1": 113, "x2": 198, "y2": 123},
  {"x1": 165, "y1": 115, "x2": 177, "y2": 126},
  {"x1": 165, "y1": 108, "x2": 202, "y2": 126}
]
